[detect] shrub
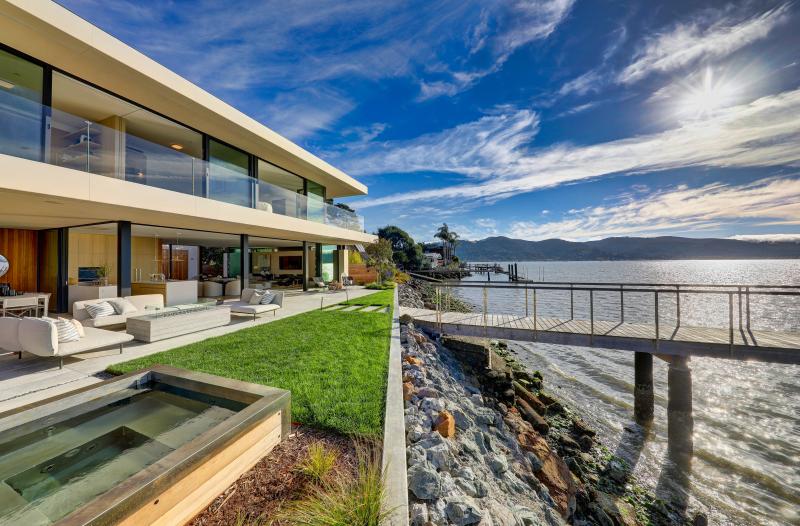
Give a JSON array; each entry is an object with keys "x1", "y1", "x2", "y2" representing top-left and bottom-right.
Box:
[
  {"x1": 300, "y1": 442, "x2": 338, "y2": 483},
  {"x1": 393, "y1": 271, "x2": 411, "y2": 284},
  {"x1": 280, "y1": 444, "x2": 389, "y2": 526},
  {"x1": 365, "y1": 281, "x2": 395, "y2": 290}
]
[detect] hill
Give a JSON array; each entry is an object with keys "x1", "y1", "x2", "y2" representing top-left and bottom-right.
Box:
[{"x1": 455, "y1": 236, "x2": 800, "y2": 261}]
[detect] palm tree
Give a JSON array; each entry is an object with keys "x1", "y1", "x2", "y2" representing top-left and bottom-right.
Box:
[{"x1": 434, "y1": 224, "x2": 459, "y2": 263}]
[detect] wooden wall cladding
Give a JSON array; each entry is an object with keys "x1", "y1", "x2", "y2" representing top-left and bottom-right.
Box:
[{"x1": 0, "y1": 229, "x2": 38, "y2": 292}]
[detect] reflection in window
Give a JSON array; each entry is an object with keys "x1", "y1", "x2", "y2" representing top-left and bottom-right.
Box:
[
  {"x1": 208, "y1": 140, "x2": 252, "y2": 207},
  {"x1": 0, "y1": 49, "x2": 44, "y2": 161}
]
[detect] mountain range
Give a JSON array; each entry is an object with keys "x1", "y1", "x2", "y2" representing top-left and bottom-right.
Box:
[{"x1": 455, "y1": 236, "x2": 800, "y2": 261}]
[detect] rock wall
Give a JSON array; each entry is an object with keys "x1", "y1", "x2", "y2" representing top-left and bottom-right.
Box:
[{"x1": 402, "y1": 321, "x2": 566, "y2": 526}]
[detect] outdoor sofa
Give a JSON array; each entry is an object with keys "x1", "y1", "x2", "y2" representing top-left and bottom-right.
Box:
[
  {"x1": 229, "y1": 288, "x2": 284, "y2": 320},
  {"x1": 72, "y1": 294, "x2": 165, "y2": 329},
  {"x1": 0, "y1": 317, "x2": 133, "y2": 369}
]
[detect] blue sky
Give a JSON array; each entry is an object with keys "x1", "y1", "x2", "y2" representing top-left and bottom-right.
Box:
[{"x1": 59, "y1": 0, "x2": 800, "y2": 242}]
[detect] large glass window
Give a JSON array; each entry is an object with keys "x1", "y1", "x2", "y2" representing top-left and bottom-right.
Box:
[
  {"x1": 306, "y1": 180, "x2": 326, "y2": 223},
  {"x1": 0, "y1": 49, "x2": 44, "y2": 161},
  {"x1": 257, "y1": 159, "x2": 306, "y2": 218},
  {"x1": 50, "y1": 72, "x2": 203, "y2": 192},
  {"x1": 208, "y1": 139, "x2": 253, "y2": 207}
]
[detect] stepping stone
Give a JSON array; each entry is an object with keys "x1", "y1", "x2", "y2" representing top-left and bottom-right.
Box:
[
  {"x1": 341, "y1": 305, "x2": 362, "y2": 312},
  {"x1": 361, "y1": 305, "x2": 382, "y2": 312}
]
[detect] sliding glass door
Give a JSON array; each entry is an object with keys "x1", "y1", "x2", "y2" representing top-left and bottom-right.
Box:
[{"x1": 0, "y1": 49, "x2": 44, "y2": 161}]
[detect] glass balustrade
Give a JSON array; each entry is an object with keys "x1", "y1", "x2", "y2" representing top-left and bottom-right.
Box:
[{"x1": 0, "y1": 90, "x2": 364, "y2": 231}]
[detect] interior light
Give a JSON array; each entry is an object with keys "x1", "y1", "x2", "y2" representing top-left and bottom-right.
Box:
[
  {"x1": 170, "y1": 143, "x2": 184, "y2": 150},
  {"x1": 0, "y1": 79, "x2": 14, "y2": 90}
]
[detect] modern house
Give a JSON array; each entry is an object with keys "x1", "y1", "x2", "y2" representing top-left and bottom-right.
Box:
[{"x1": 0, "y1": 0, "x2": 374, "y2": 313}]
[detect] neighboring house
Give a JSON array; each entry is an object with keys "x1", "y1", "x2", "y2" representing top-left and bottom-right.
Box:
[
  {"x1": 422, "y1": 253, "x2": 443, "y2": 268},
  {"x1": 0, "y1": 1, "x2": 375, "y2": 311}
]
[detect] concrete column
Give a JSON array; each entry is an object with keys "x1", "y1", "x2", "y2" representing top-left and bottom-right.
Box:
[
  {"x1": 634, "y1": 352, "x2": 654, "y2": 422},
  {"x1": 117, "y1": 221, "x2": 131, "y2": 297},
  {"x1": 240, "y1": 234, "x2": 249, "y2": 290},
  {"x1": 302, "y1": 241, "x2": 309, "y2": 291},
  {"x1": 667, "y1": 355, "x2": 693, "y2": 455}
]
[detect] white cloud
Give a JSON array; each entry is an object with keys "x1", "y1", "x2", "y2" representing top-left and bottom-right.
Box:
[
  {"x1": 507, "y1": 177, "x2": 800, "y2": 241},
  {"x1": 558, "y1": 70, "x2": 603, "y2": 97},
  {"x1": 619, "y1": 3, "x2": 790, "y2": 84},
  {"x1": 728, "y1": 233, "x2": 800, "y2": 242},
  {"x1": 261, "y1": 88, "x2": 354, "y2": 141},
  {"x1": 348, "y1": 88, "x2": 800, "y2": 208}
]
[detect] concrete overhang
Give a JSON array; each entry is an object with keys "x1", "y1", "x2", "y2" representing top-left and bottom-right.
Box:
[
  {"x1": 0, "y1": 154, "x2": 376, "y2": 245},
  {"x1": 0, "y1": 0, "x2": 367, "y2": 199}
]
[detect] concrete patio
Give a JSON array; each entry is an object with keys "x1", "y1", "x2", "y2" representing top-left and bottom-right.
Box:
[{"x1": 0, "y1": 287, "x2": 375, "y2": 413}]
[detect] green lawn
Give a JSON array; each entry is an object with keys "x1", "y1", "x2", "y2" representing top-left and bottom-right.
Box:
[
  {"x1": 107, "y1": 306, "x2": 391, "y2": 437},
  {"x1": 339, "y1": 288, "x2": 395, "y2": 307}
]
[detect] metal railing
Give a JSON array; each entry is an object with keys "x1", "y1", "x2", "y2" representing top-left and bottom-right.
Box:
[{"x1": 429, "y1": 281, "x2": 800, "y2": 350}]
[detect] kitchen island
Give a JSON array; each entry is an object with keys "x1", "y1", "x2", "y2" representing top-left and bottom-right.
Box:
[{"x1": 131, "y1": 280, "x2": 198, "y2": 306}]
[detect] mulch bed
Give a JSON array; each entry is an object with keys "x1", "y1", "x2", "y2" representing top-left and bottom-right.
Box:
[{"x1": 189, "y1": 425, "x2": 357, "y2": 526}]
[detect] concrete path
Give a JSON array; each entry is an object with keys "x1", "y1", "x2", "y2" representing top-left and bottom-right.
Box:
[{"x1": 0, "y1": 287, "x2": 376, "y2": 413}]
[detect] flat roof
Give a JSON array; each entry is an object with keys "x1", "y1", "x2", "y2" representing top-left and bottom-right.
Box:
[{"x1": 0, "y1": 0, "x2": 367, "y2": 198}]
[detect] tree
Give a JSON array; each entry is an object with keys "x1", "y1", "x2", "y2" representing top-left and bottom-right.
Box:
[
  {"x1": 377, "y1": 225, "x2": 423, "y2": 270},
  {"x1": 365, "y1": 239, "x2": 395, "y2": 284},
  {"x1": 435, "y1": 223, "x2": 460, "y2": 263}
]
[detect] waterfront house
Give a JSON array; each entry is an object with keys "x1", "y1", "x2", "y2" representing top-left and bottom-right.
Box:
[{"x1": 0, "y1": 0, "x2": 374, "y2": 315}]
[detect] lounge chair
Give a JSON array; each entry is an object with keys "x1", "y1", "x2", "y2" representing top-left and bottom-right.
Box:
[
  {"x1": 228, "y1": 288, "x2": 284, "y2": 320},
  {"x1": 0, "y1": 317, "x2": 133, "y2": 369}
]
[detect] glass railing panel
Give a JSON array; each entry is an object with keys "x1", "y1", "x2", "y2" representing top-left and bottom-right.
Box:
[
  {"x1": 257, "y1": 180, "x2": 307, "y2": 219},
  {"x1": 0, "y1": 89, "x2": 44, "y2": 161},
  {"x1": 49, "y1": 106, "x2": 118, "y2": 178},
  {"x1": 208, "y1": 162, "x2": 255, "y2": 208},
  {"x1": 124, "y1": 134, "x2": 199, "y2": 196},
  {"x1": 324, "y1": 203, "x2": 364, "y2": 231}
]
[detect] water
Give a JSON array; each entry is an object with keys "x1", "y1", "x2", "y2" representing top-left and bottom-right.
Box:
[
  {"x1": 0, "y1": 385, "x2": 242, "y2": 525},
  {"x1": 455, "y1": 260, "x2": 800, "y2": 526}
]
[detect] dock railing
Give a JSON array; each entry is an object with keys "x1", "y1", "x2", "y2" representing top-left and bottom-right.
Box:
[{"x1": 430, "y1": 281, "x2": 800, "y2": 351}]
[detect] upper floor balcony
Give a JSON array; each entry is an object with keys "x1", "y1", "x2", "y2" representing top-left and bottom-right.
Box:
[{"x1": 0, "y1": 88, "x2": 365, "y2": 233}]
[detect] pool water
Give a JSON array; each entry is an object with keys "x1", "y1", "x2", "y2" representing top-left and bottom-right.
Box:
[{"x1": 0, "y1": 386, "x2": 245, "y2": 525}]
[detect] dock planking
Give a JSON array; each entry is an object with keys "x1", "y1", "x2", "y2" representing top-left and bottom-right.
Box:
[{"x1": 400, "y1": 307, "x2": 800, "y2": 364}]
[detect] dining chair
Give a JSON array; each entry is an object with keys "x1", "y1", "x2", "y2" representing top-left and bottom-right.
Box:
[{"x1": 2, "y1": 296, "x2": 40, "y2": 318}]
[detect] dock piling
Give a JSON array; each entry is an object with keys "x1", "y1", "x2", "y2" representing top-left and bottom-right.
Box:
[
  {"x1": 634, "y1": 352, "x2": 654, "y2": 422},
  {"x1": 667, "y1": 356, "x2": 694, "y2": 455}
]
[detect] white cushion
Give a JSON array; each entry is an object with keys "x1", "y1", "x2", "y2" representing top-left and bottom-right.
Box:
[
  {"x1": 0, "y1": 318, "x2": 22, "y2": 352},
  {"x1": 260, "y1": 292, "x2": 276, "y2": 305},
  {"x1": 125, "y1": 294, "x2": 164, "y2": 312},
  {"x1": 55, "y1": 317, "x2": 81, "y2": 343},
  {"x1": 69, "y1": 318, "x2": 85, "y2": 338},
  {"x1": 18, "y1": 317, "x2": 58, "y2": 357},
  {"x1": 57, "y1": 327, "x2": 133, "y2": 357},
  {"x1": 229, "y1": 302, "x2": 279, "y2": 314},
  {"x1": 241, "y1": 288, "x2": 258, "y2": 303},
  {"x1": 107, "y1": 297, "x2": 138, "y2": 315},
  {"x1": 84, "y1": 301, "x2": 116, "y2": 319},
  {"x1": 81, "y1": 314, "x2": 127, "y2": 328},
  {"x1": 248, "y1": 290, "x2": 266, "y2": 305}
]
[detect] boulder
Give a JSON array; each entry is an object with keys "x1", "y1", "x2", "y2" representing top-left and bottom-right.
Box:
[
  {"x1": 517, "y1": 398, "x2": 550, "y2": 435},
  {"x1": 404, "y1": 355, "x2": 422, "y2": 366},
  {"x1": 487, "y1": 452, "x2": 509, "y2": 474},
  {"x1": 578, "y1": 434, "x2": 594, "y2": 452},
  {"x1": 403, "y1": 382, "x2": 415, "y2": 401},
  {"x1": 514, "y1": 381, "x2": 548, "y2": 415},
  {"x1": 408, "y1": 463, "x2": 442, "y2": 500},
  {"x1": 409, "y1": 503, "x2": 428, "y2": 526},
  {"x1": 572, "y1": 418, "x2": 597, "y2": 437},
  {"x1": 445, "y1": 498, "x2": 484, "y2": 526},
  {"x1": 417, "y1": 386, "x2": 440, "y2": 399},
  {"x1": 558, "y1": 434, "x2": 581, "y2": 453},
  {"x1": 594, "y1": 491, "x2": 638, "y2": 526},
  {"x1": 520, "y1": 431, "x2": 577, "y2": 518},
  {"x1": 435, "y1": 410, "x2": 456, "y2": 438}
]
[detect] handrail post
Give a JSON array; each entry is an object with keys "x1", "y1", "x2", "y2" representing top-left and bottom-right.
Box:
[
  {"x1": 570, "y1": 284, "x2": 574, "y2": 320},
  {"x1": 533, "y1": 287, "x2": 538, "y2": 338},
  {"x1": 746, "y1": 286, "x2": 751, "y2": 330},
  {"x1": 738, "y1": 286, "x2": 743, "y2": 329},
  {"x1": 589, "y1": 289, "x2": 594, "y2": 345},
  {"x1": 729, "y1": 292, "x2": 734, "y2": 351},
  {"x1": 620, "y1": 284, "x2": 624, "y2": 322},
  {"x1": 654, "y1": 291, "x2": 659, "y2": 350},
  {"x1": 482, "y1": 286, "x2": 488, "y2": 338},
  {"x1": 525, "y1": 286, "x2": 529, "y2": 317},
  {"x1": 676, "y1": 284, "x2": 681, "y2": 328}
]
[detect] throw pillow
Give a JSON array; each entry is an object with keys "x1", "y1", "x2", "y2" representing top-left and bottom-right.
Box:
[
  {"x1": 259, "y1": 292, "x2": 276, "y2": 305},
  {"x1": 248, "y1": 290, "x2": 266, "y2": 305},
  {"x1": 84, "y1": 301, "x2": 115, "y2": 319},
  {"x1": 55, "y1": 317, "x2": 80, "y2": 342},
  {"x1": 68, "y1": 318, "x2": 86, "y2": 337},
  {"x1": 107, "y1": 298, "x2": 138, "y2": 315}
]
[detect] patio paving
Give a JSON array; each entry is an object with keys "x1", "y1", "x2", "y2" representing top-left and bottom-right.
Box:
[{"x1": 0, "y1": 287, "x2": 375, "y2": 413}]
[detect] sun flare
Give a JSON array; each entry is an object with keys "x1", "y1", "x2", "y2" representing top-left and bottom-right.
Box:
[{"x1": 680, "y1": 67, "x2": 739, "y2": 118}]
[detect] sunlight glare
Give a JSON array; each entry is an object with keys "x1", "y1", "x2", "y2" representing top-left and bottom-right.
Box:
[{"x1": 680, "y1": 67, "x2": 738, "y2": 119}]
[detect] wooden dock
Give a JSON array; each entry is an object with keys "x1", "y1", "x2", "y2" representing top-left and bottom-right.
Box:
[{"x1": 400, "y1": 308, "x2": 800, "y2": 364}]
